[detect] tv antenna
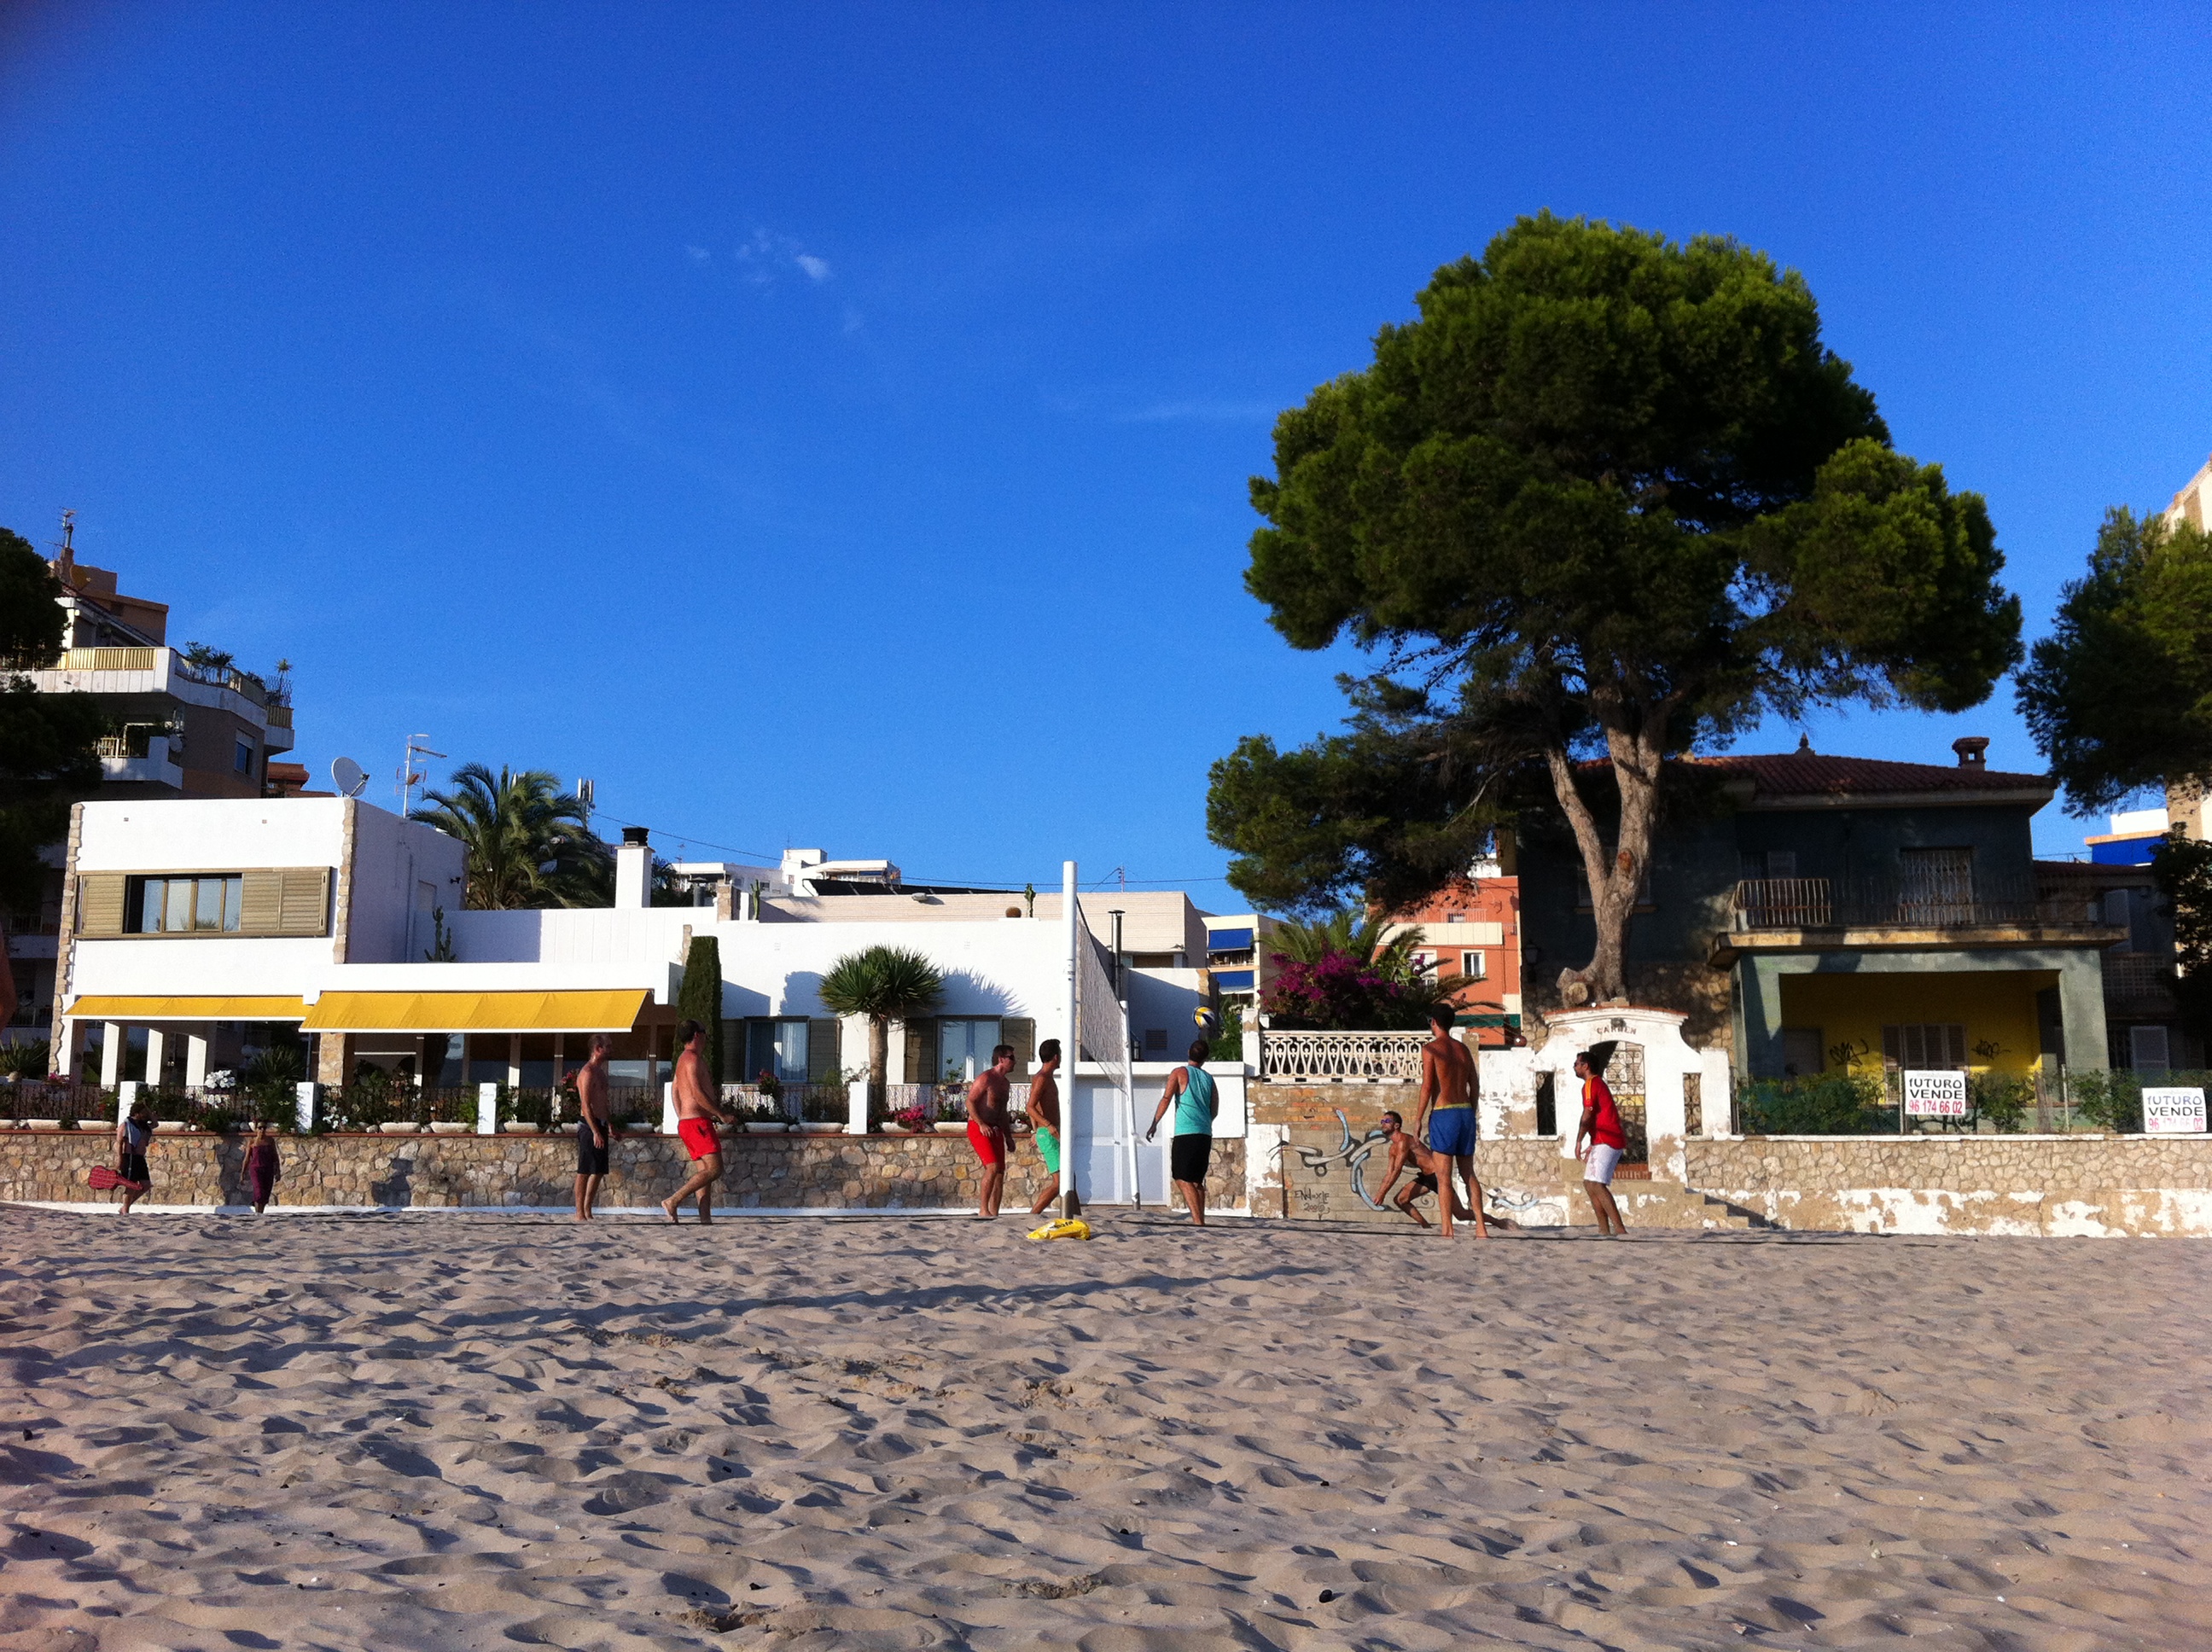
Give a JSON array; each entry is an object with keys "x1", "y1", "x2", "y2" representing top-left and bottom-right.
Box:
[
  {"x1": 576, "y1": 777, "x2": 595, "y2": 823},
  {"x1": 330, "y1": 757, "x2": 368, "y2": 799},
  {"x1": 399, "y1": 734, "x2": 446, "y2": 814}
]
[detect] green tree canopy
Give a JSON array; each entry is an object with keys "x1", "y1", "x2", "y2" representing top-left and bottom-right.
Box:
[
  {"x1": 0, "y1": 527, "x2": 105, "y2": 948},
  {"x1": 818, "y1": 945, "x2": 945, "y2": 1096},
  {"x1": 410, "y1": 764, "x2": 610, "y2": 909},
  {"x1": 1213, "y1": 214, "x2": 2020, "y2": 1003},
  {"x1": 2017, "y1": 508, "x2": 2212, "y2": 812}
]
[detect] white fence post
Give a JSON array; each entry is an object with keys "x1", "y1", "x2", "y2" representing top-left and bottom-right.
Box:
[
  {"x1": 116, "y1": 1079, "x2": 137, "y2": 1124},
  {"x1": 847, "y1": 1079, "x2": 870, "y2": 1136},
  {"x1": 477, "y1": 1081, "x2": 499, "y2": 1136},
  {"x1": 294, "y1": 1080, "x2": 318, "y2": 1134},
  {"x1": 661, "y1": 1079, "x2": 678, "y2": 1135}
]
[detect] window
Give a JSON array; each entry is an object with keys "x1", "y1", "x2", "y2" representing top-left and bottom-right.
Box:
[
  {"x1": 131, "y1": 875, "x2": 242, "y2": 934},
  {"x1": 1882, "y1": 1023, "x2": 1966, "y2": 1069},
  {"x1": 1461, "y1": 950, "x2": 1487, "y2": 981},
  {"x1": 1900, "y1": 847, "x2": 1975, "y2": 922},
  {"x1": 1144, "y1": 1027, "x2": 1168, "y2": 1052},
  {"x1": 2131, "y1": 1025, "x2": 2171, "y2": 1073},
  {"x1": 743, "y1": 1019, "x2": 810, "y2": 1084},
  {"x1": 234, "y1": 737, "x2": 255, "y2": 776},
  {"x1": 936, "y1": 1018, "x2": 1003, "y2": 1083}
]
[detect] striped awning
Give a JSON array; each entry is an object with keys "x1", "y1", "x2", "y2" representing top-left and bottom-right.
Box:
[
  {"x1": 300, "y1": 989, "x2": 649, "y2": 1034},
  {"x1": 68, "y1": 995, "x2": 307, "y2": 1021}
]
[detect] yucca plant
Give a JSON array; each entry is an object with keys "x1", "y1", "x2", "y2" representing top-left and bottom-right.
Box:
[{"x1": 818, "y1": 946, "x2": 945, "y2": 1105}]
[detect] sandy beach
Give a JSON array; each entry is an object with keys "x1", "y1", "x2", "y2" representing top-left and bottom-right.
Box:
[{"x1": 0, "y1": 1210, "x2": 2204, "y2": 1651}]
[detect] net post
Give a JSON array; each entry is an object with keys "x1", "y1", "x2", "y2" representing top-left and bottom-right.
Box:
[{"x1": 1061, "y1": 858, "x2": 1079, "y2": 1221}]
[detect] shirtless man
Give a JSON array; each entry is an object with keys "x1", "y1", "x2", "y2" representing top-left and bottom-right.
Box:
[
  {"x1": 1371, "y1": 1109, "x2": 1474, "y2": 1228},
  {"x1": 1413, "y1": 1005, "x2": 1487, "y2": 1238},
  {"x1": 1025, "y1": 1038, "x2": 1080, "y2": 1218},
  {"x1": 661, "y1": 1021, "x2": 735, "y2": 1224},
  {"x1": 969, "y1": 1052, "x2": 1017, "y2": 1220},
  {"x1": 572, "y1": 1033, "x2": 612, "y2": 1221},
  {"x1": 966, "y1": 1044, "x2": 1017, "y2": 1218}
]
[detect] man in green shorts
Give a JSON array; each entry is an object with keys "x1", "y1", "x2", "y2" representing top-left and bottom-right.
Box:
[{"x1": 1026, "y1": 1038, "x2": 1080, "y2": 1217}]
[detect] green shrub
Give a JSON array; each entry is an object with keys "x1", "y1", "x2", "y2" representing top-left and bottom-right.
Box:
[
  {"x1": 676, "y1": 936, "x2": 724, "y2": 1079},
  {"x1": 2068, "y1": 1071, "x2": 2143, "y2": 1132},
  {"x1": 1738, "y1": 1072, "x2": 1891, "y2": 1135},
  {"x1": 1971, "y1": 1072, "x2": 2034, "y2": 1134}
]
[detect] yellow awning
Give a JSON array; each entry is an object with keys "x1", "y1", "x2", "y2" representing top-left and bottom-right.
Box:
[
  {"x1": 300, "y1": 989, "x2": 649, "y2": 1033},
  {"x1": 68, "y1": 995, "x2": 307, "y2": 1021}
]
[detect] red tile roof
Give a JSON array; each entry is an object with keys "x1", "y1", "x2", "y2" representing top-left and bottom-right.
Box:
[{"x1": 1684, "y1": 751, "x2": 2052, "y2": 800}]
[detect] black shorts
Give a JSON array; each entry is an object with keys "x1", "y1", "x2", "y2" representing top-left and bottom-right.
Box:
[
  {"x1": 1170, "y1": 1133, "x2": 1212, "y2": 1184},
  {"x1": 1411, "y1": 1170, "x2": 1438, "y2": 1195},
  {"x1": 119, "y1": 1152, "x2": 149, "y2": 1187},
  {"x1": 575, "y1": 1120, "x2": 610, "y2": 1177}
]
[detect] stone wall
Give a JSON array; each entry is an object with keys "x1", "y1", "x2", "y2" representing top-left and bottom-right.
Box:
[
  {"x1": 1685, "y1": 1135, "x2": 2212, "y2": 1236},
  {"x1": 1249, "y1": 1085, "x2": 1579, "y2": 1224},
  {"x1": 0, "y1": 1126, "x2": 1244, "y2": 1213}
]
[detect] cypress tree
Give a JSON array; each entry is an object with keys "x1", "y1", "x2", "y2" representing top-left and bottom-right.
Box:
[{"x1": 677, "y1": 935, "x2": 725, "y2": 1080}]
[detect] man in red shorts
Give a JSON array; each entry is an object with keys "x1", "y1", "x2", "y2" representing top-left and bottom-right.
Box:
[
  {"x1": 661, "y1": 1020, "x2": 735, "y2": 1224},
  {"x1": 965, "y1": 1043, "x2": 1017, "y2": 1219}
]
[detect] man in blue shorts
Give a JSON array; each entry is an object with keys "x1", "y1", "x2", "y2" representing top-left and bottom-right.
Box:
[{"x1": 1413, "y1": 1006, "x2": 1487, "y2": 1238}]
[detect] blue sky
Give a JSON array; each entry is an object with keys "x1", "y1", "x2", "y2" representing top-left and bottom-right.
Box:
[{"x1": 3, "y1": 3, "x2": 2208, "y2": 892}]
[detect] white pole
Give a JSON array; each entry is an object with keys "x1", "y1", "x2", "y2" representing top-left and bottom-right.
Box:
[
  {"x1": 477, "y1": 1080, "x2": 499, "y2": 1136},
  {"x1": 294, "y1": 1080, "x2": 318, "y2": 1135},
  {"x1": 1061, "y1": 858, "x2": 1079, "y2": 1220}
]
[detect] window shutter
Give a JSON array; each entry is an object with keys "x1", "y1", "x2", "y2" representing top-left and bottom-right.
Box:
[
  {"x1": 807, "y1": 1017, "x2": 841, "y2": 1081},
  {"x1": 76, "y1": 874, "x2": 126, "y2": 937},
  {"x1": 279, "y1": 869, "x2": 330, "y2": 935},
  {"x1": 904, "y1": 1019, "x2": 936, "y2": 1088},
  {"x1": 1004, "y1": 1016, "x2": 1035, "y2": 1075},
  {"x1": 240, "y1": 870, "x2": 284, "y2": 934}
]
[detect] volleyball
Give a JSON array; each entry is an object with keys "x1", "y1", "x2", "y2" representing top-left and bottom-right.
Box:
[{"x1": 1193, "y1": 1006, "x2": 1220, "y2": 1036}]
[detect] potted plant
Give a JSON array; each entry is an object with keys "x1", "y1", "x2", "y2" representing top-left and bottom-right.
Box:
[
  {"x1": 892, "y1": 1100, "x2": 931, "y2": 1134},
  {"x1": 797, "y1": 1076, "x2": 850, "y2": 1134},
  {"x1": 932, "y1": 1062, "x2": 970, "y2": 1131}
]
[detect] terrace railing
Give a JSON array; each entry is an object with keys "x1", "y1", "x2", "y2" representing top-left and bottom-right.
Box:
[
  {"x1": 1257, "y1": 1029, "x2": 1428, "y2": 1085},
  {"x1": 1733, "y1": 876, "x2": 2104, "y2": 932}
]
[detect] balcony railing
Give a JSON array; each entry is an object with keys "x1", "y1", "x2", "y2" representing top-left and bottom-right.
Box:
[
  {"x1": 1258, "y1": 1029, "x2": 1428, "y2": 1085},
  {"x1": 41, "y1": 648, "x2": 291, "y2": 712},
  {"x1": 2104, "y1": 953, "x2": 2173, "y2": 1003},
  {"x1": 1733, "y1": 876, "x2": 2103, "y2": 933}
]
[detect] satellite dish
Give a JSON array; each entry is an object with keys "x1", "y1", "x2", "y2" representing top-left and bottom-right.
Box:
[{"x1": 331, "y1": 757, "x2": 368, "y2": 798}]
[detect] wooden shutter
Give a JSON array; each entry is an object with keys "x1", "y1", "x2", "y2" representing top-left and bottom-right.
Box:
[
  {"x1": 279, "y1": 869, "x2": 329, "y2": 934},
  {"x1": 76, "y1": 874, "x2": 127, "y2": 937},
  {"x1": 807, "y1": 1017, "x2": 841, "y2": 1081},
  {"x1": 904, "y1": 1018, "x2": 937, "y2": 1088},
  {"x1": 1004, "y1": 1016, "x2": 1036, "y2": 1076},
  {"x1": 239, "y1": 870, "x2": 284, "y2": 934}
]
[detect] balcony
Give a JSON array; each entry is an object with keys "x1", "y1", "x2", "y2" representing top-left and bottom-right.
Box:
[
  {"x1": 1713, "y1": 875, "x2": 2123, "y2": 965},
  {"x1": 27, "y1": 648, "x2": 292, "y2": 737},
  {"x1": 2103, "y1": 952, "x2": 2174, "y2": 1004}
]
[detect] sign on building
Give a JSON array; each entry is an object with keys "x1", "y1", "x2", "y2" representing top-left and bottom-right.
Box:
[
  {"x1": 2141, "y1": 1086, "x2": 2208, "y2": 1134},
  {"x1": 1901, "y1": 1068, "x2": 1969, "y2": 1118}
]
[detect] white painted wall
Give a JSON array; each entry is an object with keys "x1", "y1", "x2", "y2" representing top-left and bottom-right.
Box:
[
  {"x1": 77, "y1": 796, "x2": 349, "y2": 873},
  {"x1": 343, "y1": 803, "x2": 468, "y2": 963}
]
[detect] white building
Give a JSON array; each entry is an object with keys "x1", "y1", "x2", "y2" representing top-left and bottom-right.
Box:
[{"x1": 51, "y1": 796, "x2": 1250, "y2": 1203}]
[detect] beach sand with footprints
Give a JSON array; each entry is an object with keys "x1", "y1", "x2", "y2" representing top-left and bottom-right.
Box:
[{"x1": 0, "y1": 1207, "x2": 2205, "y2": 1650}]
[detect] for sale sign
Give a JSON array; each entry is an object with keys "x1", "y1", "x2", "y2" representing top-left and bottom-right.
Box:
[
  {"x1": 2142, "y1": 1086, "x2": 2208, "y2": 1134},
  {"x1": 1902, "y1": 1068, "x2": 1970, "y2": 1118}
]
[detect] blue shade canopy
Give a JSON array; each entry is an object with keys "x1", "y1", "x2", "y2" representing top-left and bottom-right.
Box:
[
  {"x1": 1207, "y1": 928, "x2": 1254, "y2": 952},
  {"x1": 1209, "y1": 969, "x2": 1254, "y2": 991}
]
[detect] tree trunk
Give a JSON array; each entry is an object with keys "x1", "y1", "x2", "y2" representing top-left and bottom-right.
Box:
[
  {"x1": 1544, "y1": 699, "x2": 1671, "y2": 1008},
  {"x1": 867, "y1": 1015, "x2": 889, "y2": 1089}
]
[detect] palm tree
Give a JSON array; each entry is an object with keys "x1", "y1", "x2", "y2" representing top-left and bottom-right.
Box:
[
  {"x1": 818, "y1": 946, "x2": 945, "y2": 1104},
  {"x1": 410, "y1": 763, "x2": 610, "y2": 909}
]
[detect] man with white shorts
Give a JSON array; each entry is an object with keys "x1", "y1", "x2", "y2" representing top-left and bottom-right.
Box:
[{"x1": 1573, "y1": 1049, "x2": 1628, "y2": 1237}]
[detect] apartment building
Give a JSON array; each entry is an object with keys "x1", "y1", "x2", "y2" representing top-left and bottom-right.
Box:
[
  {"x1": 6, "y1": 532, "x2": 297, "y2": 1047},
  {"x1": 1382, "y1": 849, "x2": 1523, "y2": 1046}
]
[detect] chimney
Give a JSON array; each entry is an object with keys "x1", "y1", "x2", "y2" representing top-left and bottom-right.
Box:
[
  {"x1": 615, "y1": 825, "x2": 652, "y2": 907},
  {"x1": 1953, "y1": 736, "x2": 1989, "y2": 770}
]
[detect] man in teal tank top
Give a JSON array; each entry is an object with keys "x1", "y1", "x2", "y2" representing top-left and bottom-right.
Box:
[{"x1": 1145, "y1": 1037, "x2": 1219, "y2": 1225}]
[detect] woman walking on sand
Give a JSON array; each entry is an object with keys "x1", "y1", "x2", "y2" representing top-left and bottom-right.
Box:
[
  {"x1": 246, "y1": 1120, "x2": 281, "y2": 1213},
  {"x1": 114, "y1": 1102, "x2": 153, "y2": 1215}
]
